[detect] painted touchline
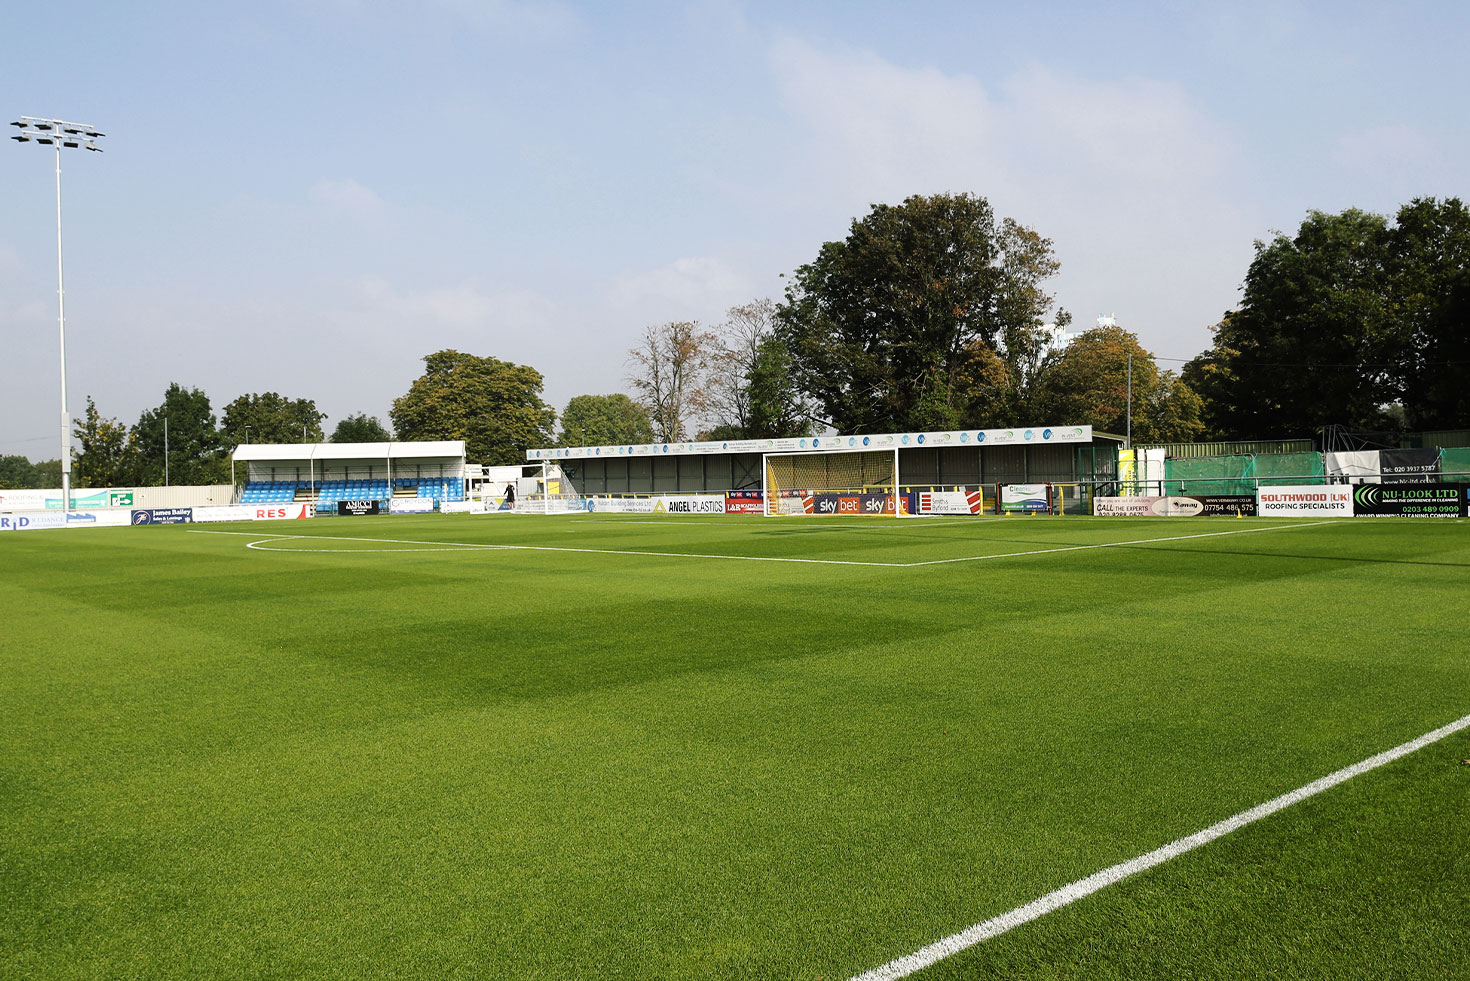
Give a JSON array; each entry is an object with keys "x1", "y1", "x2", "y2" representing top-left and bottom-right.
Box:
[{"x1": 849, "y1": 710, "x2": 1470, "y2": 981}]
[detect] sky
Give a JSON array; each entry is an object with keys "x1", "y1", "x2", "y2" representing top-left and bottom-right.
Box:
[{"x1": 3, "y1": 0, "x2": 1466, "y2": 458}]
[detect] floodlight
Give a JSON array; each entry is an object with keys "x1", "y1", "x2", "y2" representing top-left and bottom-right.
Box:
[{"x1": 10, "y1": 115, "x2": 106, "y2": 511}]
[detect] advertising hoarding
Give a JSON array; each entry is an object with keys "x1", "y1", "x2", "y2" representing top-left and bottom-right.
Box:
[
  {"x1": 1351, "y1": 483, "x2": 1464, "y2": 517},
  {"x1": 1256, "y1": 487, "x2": 1353, "y2": 516},
  {"x1": 130, "y1": 508, "x2": 194, "y2": 525}
]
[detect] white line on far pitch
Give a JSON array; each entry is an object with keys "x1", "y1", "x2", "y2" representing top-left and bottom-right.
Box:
[
  {"x1": 189, "y1": 521, "x2": 1332, "y2": 568},
  {"x1": 849, "y1": 710, "x2": 1470, "y2": 981}
]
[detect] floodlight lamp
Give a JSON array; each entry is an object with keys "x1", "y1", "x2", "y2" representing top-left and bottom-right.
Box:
[
  {"x1": 9, "y1": 120, "x2": 24, "y2": 128},
  {"x1": 85, "y1": 144, "x2": 102, "y2": 152},
  {"x1": 35, "y1": 137, "x2": 55, "y2": 145},
  {"x1": 62, "y1": 140, "x2": 79, "y2": 148},
  {"x1": 11, "y1": 134, "x2": 29, "y2": 142}
]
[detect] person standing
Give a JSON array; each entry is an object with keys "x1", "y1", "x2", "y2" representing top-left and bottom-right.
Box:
[{"x1": 504, "y1": 481, "x2": 516, "y2": 510}]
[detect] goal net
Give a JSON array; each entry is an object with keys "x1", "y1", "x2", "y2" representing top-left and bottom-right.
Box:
[
  {"x1": 515, "y1": 462, "x2": 586, "y2": 514},
  {"x1": 762, "y1": 448, "x2": 906, "y2": 516}
]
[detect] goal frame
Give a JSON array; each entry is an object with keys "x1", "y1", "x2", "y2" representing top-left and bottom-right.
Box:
[{"x1": 761, "y1": 447, "x2": 912, "y2": 517}]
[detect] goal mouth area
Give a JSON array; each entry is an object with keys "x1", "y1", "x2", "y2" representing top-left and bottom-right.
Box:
[{"x1": 762, "y1": 447, "x2": 909, "y2": 517}]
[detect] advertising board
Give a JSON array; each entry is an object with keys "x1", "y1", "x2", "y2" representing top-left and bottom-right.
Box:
[
  {"x1": 389, "y1": 498, "x2": 436, "y2": 514},
  {"x1": 0, "y1": 511, "x2": 131, "y2": 531},
  {"x1": 337, "y1": 500, "x2": 381, "y2": 516},
  {"x1": 0, "y1": 488, "x2": 137, "y2": 511},
  {"x1": 193, "y1": 504, "x2": 315, "y2": 523},
  {"x1": 653, "y1": 496, "x2": 726, "y2": 515},
  {"x1": 131, "y1": 508, "x2": 194, "y2": 525},
  {"x1": 440, "y1": 501, "x2": 487, "y2": 514},
  {"x1": 583, "y1": 497, "x2": 656, "y2": 514},
  {"x1": 1000, "y1": 484, "x2": 1050, "y2": 514},
  {"x1": 1195, "y1": 495, "x2": 1257, "y2": 516},
  {"x1": 1094, "y1": 495, "x2": 1256, "y2": 517},
  {"x1": 1255, "y1": 486, "x2": 1353, "y2": 517},
  {"x1": 809, "y1": 492, "x2": 915, "y2": 515},
  {"x1": 1379, "y1": 448, "x2": 1439, "y2": 483},
  {"x1": 723, "y1": 495, "x2": 765, "y2": 514},
  {"x1": 919, "y1": 490, "x2": 985, "y2": 515},
  {"x1": 1350, "y1": 482, "x2": 1464, "y2": 517}
]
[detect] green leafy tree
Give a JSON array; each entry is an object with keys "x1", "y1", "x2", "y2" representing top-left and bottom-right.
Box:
[
  {"x1": 31, "y1": 459, "x2": 63, "y2": 488},
  {"x1": 331, "y1": 413, "x2": 393, "y2": 443},
  {"x1": 132, "y1": 383, "x2": 229, "y2": 485},
  {"x1": 744, "y1": 335, "x2": 811, "y2": 438},
  {"x1": 1032, "y1": 324, "x2": 1203, "y2": 443},
  {"x1": 558, "y1": 394, "x2": 653, "y2": 446},
  {"x1": 220, "y1": 392, "x2": 326, "y2": 446},
  {"x1": 1185, "y1": 209, "x2": 1397, "y2": 439},
  {"x1": 0, "y1": 455, "x2": 41, "y2": 489},
  {"x1": 73, "y1": 397, "x2": 134, "y2": 487},
  {"x1": 1387, "y1": 197, "x2": 1470, "y2": 430},
  {"x1": 776, "y1": 192, "x2": 1063, "y2": 433},
  {"x1": 391, "y1": 350, "x2": 555, "y2": 465}
]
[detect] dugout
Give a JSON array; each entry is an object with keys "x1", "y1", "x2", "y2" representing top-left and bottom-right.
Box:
[{"x1": 530, "y1": 427, "x2": 1120, "y2": 496}]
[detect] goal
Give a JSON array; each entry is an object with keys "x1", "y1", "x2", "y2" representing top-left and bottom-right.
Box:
[{"x1": 762, "y1": 448, "x2": 909, "y2": 516}]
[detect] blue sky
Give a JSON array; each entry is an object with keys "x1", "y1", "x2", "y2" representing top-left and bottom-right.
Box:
[{"x1": 3, "y1": 1, "x2": 1466, "y2": 457}]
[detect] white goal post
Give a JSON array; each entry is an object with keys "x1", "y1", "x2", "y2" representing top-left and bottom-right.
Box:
[{"x1": 762, "y1": 447, "x2": 913, "y2": 516}]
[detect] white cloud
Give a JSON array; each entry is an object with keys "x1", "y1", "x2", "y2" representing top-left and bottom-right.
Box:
[
  {"x1": 355, "y1": 276, "x2": 558, "y2": 332},
  {"x1": 764, "y1": 38, "x2": 1255, "y2": 353},
  {"x1": 608, "y1": 257, "x2": 753, "y2": 319}
]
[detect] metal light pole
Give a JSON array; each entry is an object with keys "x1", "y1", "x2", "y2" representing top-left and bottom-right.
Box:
[{"x1": 11, "y1": 117, "x2": 104, "y2": 509}]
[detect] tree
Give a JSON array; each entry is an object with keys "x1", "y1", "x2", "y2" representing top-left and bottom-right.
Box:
[
  {"x1": 627, "y1": 321, "x2": 721, "y2": 441},
  {"x1": 558, "y1": 394, "x2": 653, "y2": 446},
  {"x1": 743, "y1": 335, "x2": 811, "y2": 438},
  {"x1": 704, "y1": 299, "x2": 776, "y2": 434},
  {"x1": 1032, "y1": 324, "x2": 1203, "y2": 443},
  {"x1": 776, "y1": 193, "x2": 1063, "y2": 433},
  {"x1": 331, "y1": 413, "x2": 393, "y2": 443},
  {"x1": 73, "y1": 397, "x2": 134, "y2": 487},
  {"x1": 131, "y1": 383, "x2": 229, "y2": 485},
  {"x1": 0, "y1": 455, "x2": 40, "y2": 489},
  {"x1": 391, "y1": 350, "x2": 555, "y2": 465},
  {"x1": 220, "y1": 392, "x2": 326, "y2": 446},
  {"x1": 1185, "y1": 209, "x2": 1398, "y2": 439},
  {"x1": 31, "y1": 459, "x2": 62, "y2": 488},
  {"x1": 1388, "y1": 197, "x2": 1470, "y2": 430}
]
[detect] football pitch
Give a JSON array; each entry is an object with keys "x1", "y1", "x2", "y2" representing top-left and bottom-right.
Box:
[{"x1": 3, "y1": 514, "x2": 1467, "y2": 979}]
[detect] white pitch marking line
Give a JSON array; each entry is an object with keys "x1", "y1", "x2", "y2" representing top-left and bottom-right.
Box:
[
  {"x1": 850, "y1": 710, "x2": 1470, "y2": 981},
  {"x1": 190, "y1": 522, "x2": 1332, "y2": 568},
  {"x1": 188, "y1": 530, "x2": 903, "y2": 566}
]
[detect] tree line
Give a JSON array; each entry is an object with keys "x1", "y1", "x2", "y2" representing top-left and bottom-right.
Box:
[
  {"x1": 626, "y1": 192, "x2": 1468, "y2": 446},
  {"x1": 5, "y1": 191, "x2": 1464, "y2": 489}
]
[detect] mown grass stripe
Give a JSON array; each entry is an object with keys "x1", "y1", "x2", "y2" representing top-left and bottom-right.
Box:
[{"x1": 850, "y1": 710, "x2": 1470, "y2": 981}]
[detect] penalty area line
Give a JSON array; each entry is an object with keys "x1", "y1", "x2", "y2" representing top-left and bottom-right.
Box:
[{"x1": 849, "y1": 709, "x2": 1470, "y2": 981}]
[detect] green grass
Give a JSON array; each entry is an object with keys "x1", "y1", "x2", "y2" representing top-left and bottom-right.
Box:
[{"x1": 2, "y1": 514, "x2": 1467, "y2": 979}]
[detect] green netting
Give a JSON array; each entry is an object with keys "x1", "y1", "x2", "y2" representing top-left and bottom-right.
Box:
[
  {"x1": 1441, "y1": 448, "x2": 1470, "y2": 482},
  {"x1": 1253, "y1": 451, "x2": 1325, "y2": 486},
  {"x1": 1164, "y1": 451, "x2": 1329, "y2": 494},
  {"x1": 1163, "y1": 455, "x2": 1254, "y2": 495}
]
